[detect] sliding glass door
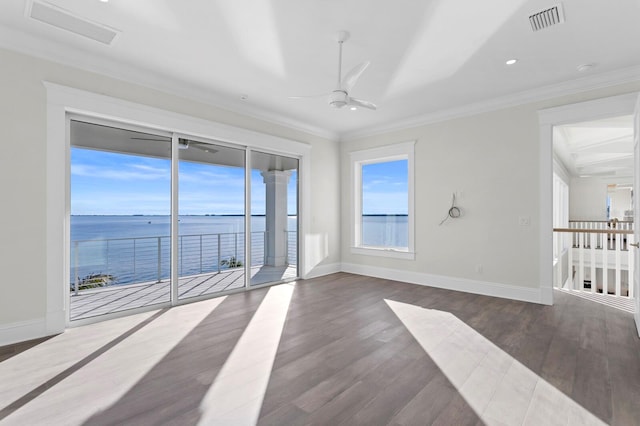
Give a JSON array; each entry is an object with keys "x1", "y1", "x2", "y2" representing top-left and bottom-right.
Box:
[
  {"x1": 69, "y1": 119, "x2": 300, "y2": 322},
  {"x1": 178, "y1": 139, "x2": 246, "y2": 300},
  {"x1": 69, "y1": 120, "x2": 172, "y2": 321},
  {"x1": 250, "y1": 151, "x2": 298, "y2": 286}
]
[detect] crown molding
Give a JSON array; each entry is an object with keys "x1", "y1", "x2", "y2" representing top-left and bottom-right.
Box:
[
  {"x1": 3, "y1": 25, "x2": 639, "y2": 144},
  {"x1": 0, "y1": 25, "x2": 339, "y2": 142},
  {"x1": 340, "y1": 65, "x2": 640, "y2": 142}
]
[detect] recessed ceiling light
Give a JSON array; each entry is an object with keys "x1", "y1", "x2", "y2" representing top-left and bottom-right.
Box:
[
  {"x1": 505, "y1": 59, "x2": 518, "y2": 65},
  {"x1": 350, "y1": 106, "x2": 357, "y2": 111},
  {"x1": 577, "y1": 63, "x2": 594, "y2": 72},
  {"x1": 99, "y1": 0, "x2": 108, "y2": 3}
]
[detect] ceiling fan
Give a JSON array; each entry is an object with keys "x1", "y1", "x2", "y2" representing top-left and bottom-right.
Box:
[
  {"x1": 290, "y1": 31, "x2": 376, "y2": 111},
  {"x1": 130, "y1": 137, "x2": 218, "y2": 153}
]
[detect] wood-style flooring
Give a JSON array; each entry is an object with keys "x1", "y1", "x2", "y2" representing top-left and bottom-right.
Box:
[{"x1": 1, "y1": 272, "x2": 639, "y2": 425}]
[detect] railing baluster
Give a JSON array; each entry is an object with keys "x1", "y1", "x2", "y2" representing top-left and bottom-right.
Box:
[
  {"x1": 106, "y1": 240, "x2": 110, "y2": 278},
  {"x1": 590, "y1": 233, "x2": 596, "y2": 293},
  {"x1": 567, "y1": 234, "x2": 573, "y2": 290},
  {"x1": 578, "y1": 233, "x2": 584, "y2": 291},
  {"x1": 217, "y1": 234, "x2": 221, "y2": 272},
  {"x1": 555, "y1": 226, "x2": 633, "y2": 297},
  {"x1": 602, "y1": 233, "x2": 608, "y2": 295},
  {"x1": 157, "y1": 237, "x2": 162, "y2": 283},
  {"x1": 199, "y1": 234, "x2": 203, "y2": 274},
  {"x1": 74, "y1": 241, "x2": 79, "y2": 296},
  {"x1": 629, "y1": 234, "x2": 635, "y2": 299},
  {"x1": 615, "y1": 233, "x2": 622, "y2": 297},
  {"x1": 133, "y1": 239, "x2": 137, "y2": 284}
]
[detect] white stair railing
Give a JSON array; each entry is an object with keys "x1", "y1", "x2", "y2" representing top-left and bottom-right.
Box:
[{"x1": 554, "y1": 227, "x2": 634, "y2": 298}]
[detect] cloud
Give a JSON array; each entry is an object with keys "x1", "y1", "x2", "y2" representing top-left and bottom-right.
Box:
[{"x1": 71, "y1": 163, "x2": 169, "y2": 181}]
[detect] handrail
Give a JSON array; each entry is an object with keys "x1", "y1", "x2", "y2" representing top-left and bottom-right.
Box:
[
  {"x1": 72, "y1": 231, "x2": 246, "y2": 244},
  {"x1": 554, "y1": 228, "x2": 633, "y2": 235},
  {"x1": 569, "y1": 220, "x2": 633, "y2": 223}
]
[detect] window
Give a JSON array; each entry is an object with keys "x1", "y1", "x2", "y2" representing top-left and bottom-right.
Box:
[{"x1": 350, "y1": 141, "x2": 415, "y2": 259}]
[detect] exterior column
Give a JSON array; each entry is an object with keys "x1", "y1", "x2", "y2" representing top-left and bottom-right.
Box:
[{"x1": 261, "y1": 170, "x2": 291, "y2": 266}]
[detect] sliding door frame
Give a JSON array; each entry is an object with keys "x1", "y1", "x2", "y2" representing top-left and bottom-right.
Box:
[{"x1": 46, "y1": 83, "x2": 310, "y2": 330}]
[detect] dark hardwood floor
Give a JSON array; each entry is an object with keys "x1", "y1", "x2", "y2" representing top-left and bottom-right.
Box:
[{"x1": 1, "y1": 272, "x2": 639, "y2": 425}]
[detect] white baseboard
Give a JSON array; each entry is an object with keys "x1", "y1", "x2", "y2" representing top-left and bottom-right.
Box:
[
  {"x1": 304, "y1": 262, "x2": 342, "y2": 279},
  {"x1": 539, "y1": 285, "x2": 554, "y2": 306},
  {"x1": 341, "y1": 263, "x2": 546, "y2": 305},
  {"x1": 0, "y1": 318, "x2": 49, "y2": 347}
]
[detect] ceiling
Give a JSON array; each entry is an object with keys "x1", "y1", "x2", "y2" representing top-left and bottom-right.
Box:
[
  {"x1": 554, "y1": 115, "x2": 634, "y2": 181},
  {"x1": 1, "y1": 0, "x2": 640, "y2": 140}
]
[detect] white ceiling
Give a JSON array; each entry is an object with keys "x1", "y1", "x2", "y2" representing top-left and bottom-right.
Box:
[
  {"x1": 554, "y1": 115, "x2": 634, "y2": 180},
  {"x1": 1, "y1": 0, "x2": 640, "y2": 140}
]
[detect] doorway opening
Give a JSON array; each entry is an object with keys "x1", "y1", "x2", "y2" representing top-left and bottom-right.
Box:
[{"x1": 546, "y1": 99, "x2": 637, "y2": 313}]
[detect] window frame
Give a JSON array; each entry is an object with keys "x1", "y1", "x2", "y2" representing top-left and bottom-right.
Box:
[{"x1": 350, "y1": 141, "x2": 415, "y2": 260}]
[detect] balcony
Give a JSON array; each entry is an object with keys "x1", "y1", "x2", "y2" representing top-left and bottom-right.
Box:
[{"x1": 70, "y1": 231, "x2": 297, "y2": 321}]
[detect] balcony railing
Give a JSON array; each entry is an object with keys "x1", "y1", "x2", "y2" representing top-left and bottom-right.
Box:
[
  {"x1": 71, "y1": 230, "x2": 297, "y2": 295},
  {"x1": 553, "y1": 227, "x2": 634, "y2": 298}
]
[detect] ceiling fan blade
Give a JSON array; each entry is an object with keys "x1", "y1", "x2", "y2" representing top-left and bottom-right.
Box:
[
  {"x1": 130, "y1": 137, "x2": 170, "y2": 142},
  {"x1": 348, "y1": 97, "x2": 377, "y2": 110},
  {"x1": 341, "y1": 61, "x2": 370, "y2": 92},
  {"x1": 189, "y1": 142, "x2": 218, "y2": 154},
  {"x1": 288, "y1": 93, "x2": 329, "y2": 99}
]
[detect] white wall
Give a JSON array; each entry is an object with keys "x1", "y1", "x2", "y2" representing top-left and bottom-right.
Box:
[
  {"x1": 341, "y1": 106, "x2": 541, "y2": 293},
  {"x1": 341, "y1": 83, "x2": 640, "y2": 302},
  {"x1": 609, "y1": 188, "x2": 632, "y2": 220},
  {"x1": 569, "y1": 177, "x2": 608, "y2": 220},
  {"x1": 0, "y1": 48, "x2": 340, "y2": 342}
]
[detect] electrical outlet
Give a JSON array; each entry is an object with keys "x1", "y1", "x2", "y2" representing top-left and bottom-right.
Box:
[{"x1": 519, "y1": 216, "x2": 530, "y2": 226}]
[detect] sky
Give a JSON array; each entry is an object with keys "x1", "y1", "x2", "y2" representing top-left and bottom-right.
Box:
[
  {"x1": 70, "y1": 148, "x2": 298, "y2": 215},
  {"x1": 71, "y1": 148, "x2": 408, "y2": 216},
  {"x1": 361, "y1": 159, "x2": 408, "y2": 215}
]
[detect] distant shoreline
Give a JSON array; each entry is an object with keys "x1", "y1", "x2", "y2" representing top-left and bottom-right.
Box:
[
  {"x1": 71, "y1": 214, "x2": 405, "y2": 217},
  {"x1": 72, "y1": 214, "x2": 274, "y2": 217}
]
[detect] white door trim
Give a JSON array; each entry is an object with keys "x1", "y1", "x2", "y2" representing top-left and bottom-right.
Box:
[
  {"x1": 538, "y1": 92, "x2": 640, "y2": 307},
  {"x1": 44, "y1": 82, "x2": 311, "y2": 335}
]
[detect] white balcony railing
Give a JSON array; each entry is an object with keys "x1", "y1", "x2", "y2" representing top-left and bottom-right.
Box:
[{"x1": 554, "y1": 227, "x2": 634, "y2": 298}]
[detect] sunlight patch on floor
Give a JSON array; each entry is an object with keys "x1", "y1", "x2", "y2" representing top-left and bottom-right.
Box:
[
  {"x1": 0, "y1": 309, "x2": 158, "y2": 409},
  {"x1": 198, "y1": 283, "x2": 295, "y2": 425},
  {"x1": 3, "y1": 297, "x2": 226, "y2": 425},
  {"x1": 385, "y1": 299, "x2": 606, "y2": 426}
]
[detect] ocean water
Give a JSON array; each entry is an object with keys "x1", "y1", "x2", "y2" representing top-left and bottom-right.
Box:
[
  {"x1": 361, "y1": 215, "x2": 408, "y2": 248},
  {"x1": 70, "y1": 215, "x2": 293, "y2": 286},
  {"x1": 70, "y1": 215, "x2": 408, "y2": 287},
  {"x1": 71, "y1": 215, "x2": 266, "y2": 241}
]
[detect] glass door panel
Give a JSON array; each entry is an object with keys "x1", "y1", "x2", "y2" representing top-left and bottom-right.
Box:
[
  {"x1": 69, "y1": 120, "x2": 172, "y2": 321},
  {"x1": 178, "y1": 139, "x2": 246, "y2": 300},
  {"x1": 250, "y1": 151, "x2": 298, "y2": 286}
]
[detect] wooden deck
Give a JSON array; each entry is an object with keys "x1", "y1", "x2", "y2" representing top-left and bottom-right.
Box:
[{"x1": 70, "y1": 265, "x2": 297, "y2": 321}]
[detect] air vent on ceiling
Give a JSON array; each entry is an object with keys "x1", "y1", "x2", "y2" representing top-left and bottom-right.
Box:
[
  {"x1": 27, "y1": 0, "x2": 119, "y2": 45},
  {"x1": 529, "y1": 4, "x2": 565, "y2": 32}
]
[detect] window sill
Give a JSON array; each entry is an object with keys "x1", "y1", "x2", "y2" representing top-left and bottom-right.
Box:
[{"x1": 350, "y1": 246, "x2": 415, "y2": 260}]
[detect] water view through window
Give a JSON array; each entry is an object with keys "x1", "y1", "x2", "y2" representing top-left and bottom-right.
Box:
[
  {"x1": 70, "y1": 120, "x2": 299, "y2": 321},
  {"x1": 361, "y1": 159, "x2": 409, "y2": 248}
]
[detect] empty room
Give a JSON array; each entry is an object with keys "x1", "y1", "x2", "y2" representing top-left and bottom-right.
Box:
[{"x1": 1, "y1": 0, "x2": 639, "y2": 424}]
